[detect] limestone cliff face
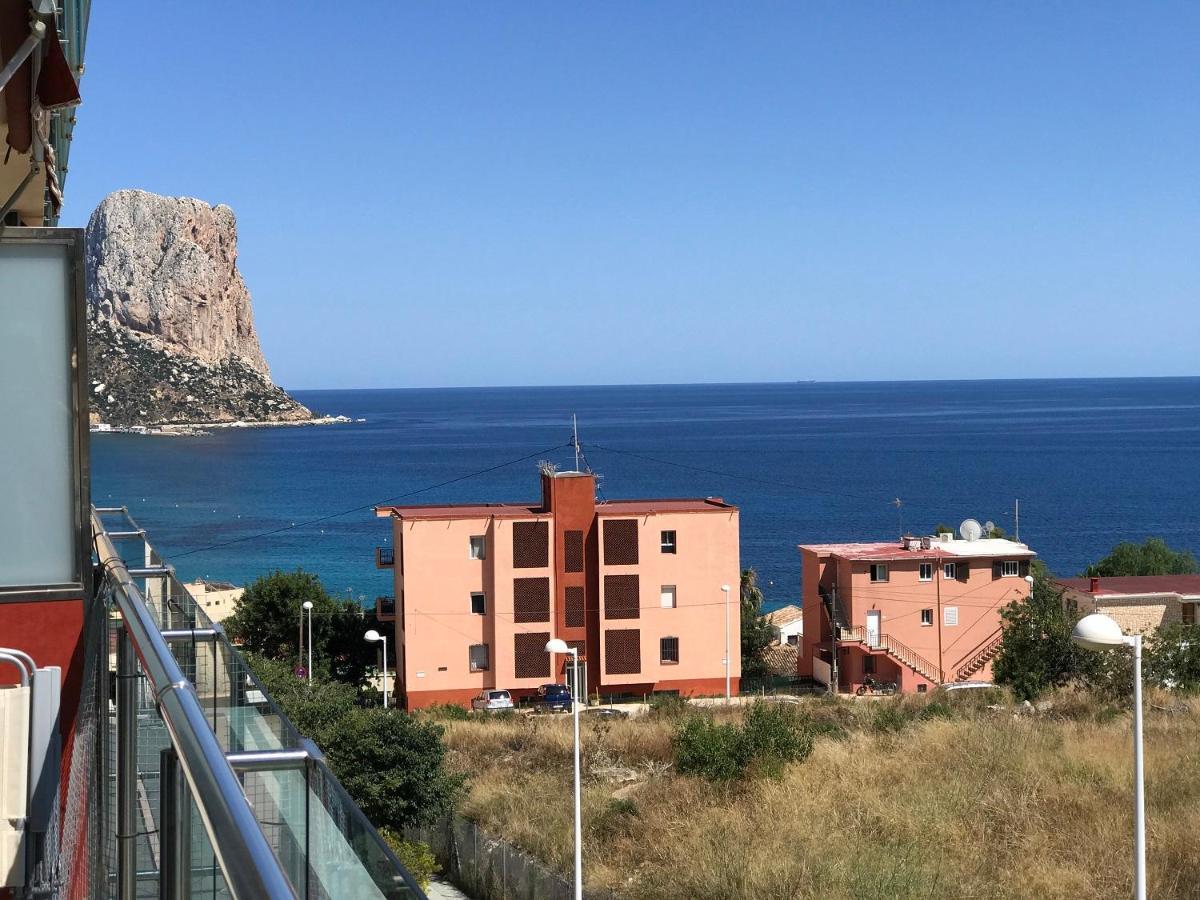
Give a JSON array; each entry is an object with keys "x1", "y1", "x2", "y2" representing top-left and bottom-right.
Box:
[
  {"x1": 85, "y1": 190, "x2": 312, "y2": 426},
  {"x1": 87, "y1": 190, "x2": 270, "y2": 374}
]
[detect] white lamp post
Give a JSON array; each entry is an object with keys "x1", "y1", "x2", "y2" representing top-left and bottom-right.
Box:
[
  {"x1": 301, "y1": 600, "x2": 314, "y2": 682},
  {"x1": 1071, "y1": 613, "x2": 1145, "y2": 900},
  {"x1": 546, "y1": 638, "x2": 582, "y2": 900},
  {"x1": 721, "y1": 584, "x2": 731, "y2": 703},
  {"x1": 365, "y1": 629, "x2": 389, "y2": 709}
]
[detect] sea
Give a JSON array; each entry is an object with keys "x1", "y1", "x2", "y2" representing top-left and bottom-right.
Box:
[{"x1": 91, "y1": 378, "x2": 1200, "y2": 613}]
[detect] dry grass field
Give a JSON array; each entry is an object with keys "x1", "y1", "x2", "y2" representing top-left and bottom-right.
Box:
[{"x1": 431, "y1": 691, "x2": 1200, "y2": 899}]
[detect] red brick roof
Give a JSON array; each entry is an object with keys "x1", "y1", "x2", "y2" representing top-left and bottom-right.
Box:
[{"x1": 1056, "y1": 575, "x2": 1200, "y2": 598}]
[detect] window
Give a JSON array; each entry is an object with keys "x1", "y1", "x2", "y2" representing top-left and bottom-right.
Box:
[
  {"x1": 920, "y1": 608, "x2": 933, "y2": 626},
  {"x1": 661, "y1": 530, "x2": 677, "y2": 554},
  {"x1": 1183, "y1": 604, "x2": 1196, "y2": 627},
  {"x1": 660, "y1": 585, "x2": 677, "y2": 608},
  {"x1": 1001, "y1": 560, "x2": 1019, "y2": 577},
  {"x1": 943, "y1": 562, "x2": 957, "y2": 580},
  {"x1": 469, "y1": 644, "x2": 490, "y2": 672},
  {"x1": 944, "y1": 606, "x2": 959, "y2": 627},
  {"x1": 469, "y1": 535, "x2": 486, "y2": 560},
  {"x1": 786, "y1": 634, "x2": 799, "y2": 646},
  {"x1": 919, "y1": 562, "x2": 933, "y2": 582},
  {"x1": 869, "y1": 564, "x2": 888, "y2": 583},
  {"x1": 660, "y1": 636, "x2": 679, "y2": 664},
  {"x1": 470, "y1": 592, "x2": 486, "y2": 615}
]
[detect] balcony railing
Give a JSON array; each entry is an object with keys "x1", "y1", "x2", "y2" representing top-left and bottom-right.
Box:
[
  {"x1": 93, "y1": 506, "x2": 424, "y2": 899},
  {"x1": 376, "y1": 547, "x2": 395, "y2": 568}
]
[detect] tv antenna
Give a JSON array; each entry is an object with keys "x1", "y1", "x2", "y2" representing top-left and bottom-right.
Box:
[
  {"x1": 959, "y1": 518, "x2": 983, "y2": 542},
  {"x1": 572, "y1": 414, "x2": 581, "y2": 472},
  {"x1": 983, "y1": 520, "x2": 996, "y2": 538}
]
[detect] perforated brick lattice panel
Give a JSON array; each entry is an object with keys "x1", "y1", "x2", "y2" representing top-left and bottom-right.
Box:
[
  {"x1": 565, "y1": 586, "x2": 585, "y2": 628},
  {"x1": 604, "y1": 574, "x2": 640, "y2": 619},
  {"x1": 513, "y1": 521, "x2": 550, "y2": 568},
  {"x1": 564, "y1": 530, "x2": 584, "y2": 573},
  {"x1": 515, "y1": 631, "x2": 552, "y2": 679},
  {"x1": 603, "y1": 519, "x2": 639, "y2": 565},
  {"x1": 514, "y1": 577, "x2": 551, "y2": 623},
  {"x1": 605, "y1": 629, "x2": 641, "y2": 675}
]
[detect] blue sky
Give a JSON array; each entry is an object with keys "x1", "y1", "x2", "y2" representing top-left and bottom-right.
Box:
[{"x1": 65, "y1": 3, "x2": 1198, "y2": 389}]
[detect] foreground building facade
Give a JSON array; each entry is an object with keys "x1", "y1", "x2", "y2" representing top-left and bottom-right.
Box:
[
  {"x1": 798, "y1": 534, "x2": 1036, "y2": 692},
  {"x1": 375, "y1": 469, "x2": 741, "y2": 709}
]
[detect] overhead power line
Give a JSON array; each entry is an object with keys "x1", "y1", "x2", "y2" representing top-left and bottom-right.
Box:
[{"x1": 169, "y1": 443, "x2": 571, "y2": 560}]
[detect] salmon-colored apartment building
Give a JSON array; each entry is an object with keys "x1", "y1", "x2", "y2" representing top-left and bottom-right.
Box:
[
  {"x1": 798, "y1": 533, "x2": 1036, "y2": 693},
  {"x1": 374, "y1": 469, "x2": 741, "y2": 709}
]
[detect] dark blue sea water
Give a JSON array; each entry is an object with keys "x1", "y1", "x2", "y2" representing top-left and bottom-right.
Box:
[{"x1": 91, "y1": 379, "x2": 1200, "y2": 612}]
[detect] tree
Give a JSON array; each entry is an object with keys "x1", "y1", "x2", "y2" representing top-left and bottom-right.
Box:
[
  {"x1": 250, "y1": 655, "x2": 463, "y2": 830},
  {"x1": 224, "y1": 569, "x2": 381, "y2": 685},
  {"x1": 1084, "y1": 538, "x2": 1199, "y2": 577},
  {"x1": 1144, "y1": 624, "x2": 1200, "y2": 693},
  {"x1": 740, "y1": 568, "x2": 775, "y2": 679},
  {"x1": 992, "y1": 571, "x2": 1093, "y2": 700}
]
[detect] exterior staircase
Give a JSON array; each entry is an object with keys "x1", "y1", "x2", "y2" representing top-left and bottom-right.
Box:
[
  {"x1": 953, "y1": 629, "x2": 1003, "y2": 681},
  {"x1": 820, "y1": 588, "x2": 944, "y2": 684}
]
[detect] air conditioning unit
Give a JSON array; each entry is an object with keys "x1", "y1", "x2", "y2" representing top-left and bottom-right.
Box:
[
  {"x1": 921, "y1": 536, "x2": 932, "y2": 550},
  {"x1": 939, "y1": 532, "x2": 954, "y2": 543}
]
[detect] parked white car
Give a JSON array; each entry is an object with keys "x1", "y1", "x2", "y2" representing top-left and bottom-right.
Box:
[{"x1": 471, "y1": 689, "x2": 514, "y2": 712}]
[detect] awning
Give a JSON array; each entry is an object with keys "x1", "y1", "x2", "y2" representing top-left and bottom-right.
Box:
[{"x1": 1, "y1": 1, "x2": 80, "y2": 153}]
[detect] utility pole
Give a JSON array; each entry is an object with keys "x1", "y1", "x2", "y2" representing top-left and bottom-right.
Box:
[{"x1": 829, "y1": 583, "x2": 839, "y2": 695}]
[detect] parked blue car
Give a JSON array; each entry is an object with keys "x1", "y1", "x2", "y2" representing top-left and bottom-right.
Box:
[{"x1": 536, "y1": 683, "x2": 574, "y2": 712}]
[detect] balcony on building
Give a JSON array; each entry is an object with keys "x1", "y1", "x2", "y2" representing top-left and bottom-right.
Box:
[{"x1": 376, "y1": 595, "x2": 397, "y2": 621}]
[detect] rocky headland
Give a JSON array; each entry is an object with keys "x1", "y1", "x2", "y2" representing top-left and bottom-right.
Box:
[{"x1": 85, "y1": 190, "x2": 330, "y2": 431}]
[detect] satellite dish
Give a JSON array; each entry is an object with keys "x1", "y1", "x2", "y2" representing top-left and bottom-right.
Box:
[
  {"x1": 960, "y1": 519, "x2": 983, "y2": 542},
  {"x1": 983, "y1": 520, "x2": 996, "y2": 537}
]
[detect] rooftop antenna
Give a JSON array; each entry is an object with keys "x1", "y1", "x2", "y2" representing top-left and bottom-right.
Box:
[{"x1": 572, "y1": 414, "x2": 581, "y2": 472}]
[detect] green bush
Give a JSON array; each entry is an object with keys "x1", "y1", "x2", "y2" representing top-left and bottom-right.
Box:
[
  {"x1": 422, "y1": 703, "x2": 471, "y2": 721},
  {"x1": 591, "y1": 798, "x2": 641, "y2": 841},
  {"x1": 379, "y1": 830, "x2": 438, "y2": 889},
  {"x1": 648, "y1": 692, "x2": 691, "y2": 718},
  {"x1": 871, "y1": 703, "x2": 915, "y2": 733},
  {"x1": 673, "y1": 702, "x2": 813, "y2": 781},
  {"x1": 1145, "y1": 623, "x2": 1200, "y2": 693}
]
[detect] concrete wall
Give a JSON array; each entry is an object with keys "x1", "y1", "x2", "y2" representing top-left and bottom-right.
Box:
[{"x1": 1065, "y1": 589, "x2": 1189, "y2": 637}]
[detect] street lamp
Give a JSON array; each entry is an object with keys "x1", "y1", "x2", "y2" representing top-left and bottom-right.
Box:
[
  {"x1": 721, "y1": 584, "x2": 731, "y2": 703},
  {"x1": 364, "y1": 629, "x2": 389, "y2": 709},
  {"x1": 545, "y1": 638, "x2": 582, "y2": 900},
  {"x1": 301, "y1": 600, "x2": 314, "y2": 682},
  {"x1": 1071, "y1": 613, "x2": 1145, "y2": 900}
]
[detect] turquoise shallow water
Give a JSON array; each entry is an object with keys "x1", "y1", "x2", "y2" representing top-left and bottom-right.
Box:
[{"x1": 91, "y1": 378, "x2": 1200, "y2": 611}]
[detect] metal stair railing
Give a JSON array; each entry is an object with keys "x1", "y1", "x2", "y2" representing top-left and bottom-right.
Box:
[
  {"x1": 838, "y1": 625, "x2": 943, "y2": 683},
  {"x1": 954, "y1": 629, "x2": 1004, "y2": 681}
]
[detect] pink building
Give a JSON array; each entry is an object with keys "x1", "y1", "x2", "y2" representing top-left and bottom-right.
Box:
[
  {"x1": 374, "y1": 469, "x2": 740, "y2": 709},
  {"x1": 798, "y1": 533, "x2": 1036, "y2": 693}
]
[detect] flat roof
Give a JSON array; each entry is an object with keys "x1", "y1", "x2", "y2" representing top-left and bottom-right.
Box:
[
  {"x1": 1055, "y1": 575, "x2": 1200, "y2": 598},
  {"x1": 799, "y1": 538, "x2": 1035, "y2": 561},
  {"x1": 375, "y1": 496, "x2": 734, "y2": 521}
]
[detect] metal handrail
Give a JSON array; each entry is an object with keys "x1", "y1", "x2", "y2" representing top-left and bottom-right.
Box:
[
  {"x1": 92, "y1": 512, "x2": 298, "y2": 899},
  {"x1": 839, "y1": 625, "x2": 943, "y2": 682},
  {"x1": 955, "y1": 629, "x2": 1004, "y2": 680}
]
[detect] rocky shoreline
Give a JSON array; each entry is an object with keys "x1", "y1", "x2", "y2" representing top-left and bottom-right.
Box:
[{"x1": 90, "y1": 414, "x2": 362, "y2": 437}]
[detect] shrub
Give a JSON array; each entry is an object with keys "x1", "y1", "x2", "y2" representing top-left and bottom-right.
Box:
[
  {"x1": 648, "y1": 692, "x2": 691, "y2": 719},
  {"x1": 379, "y1": 830, "x2": 438, "y2": 889},
  {"x1": 1145, "y1": 623, "x2": 1200, "y2": 693},
  {"x1": 592, "y1": 797, "x2": 641, "y2": 841},
  {"x1": 673, "y1": 702, "x2": 813, "y2": 781},
  {"x1": 422, "y1": 703, "x2": 471, "y2": 721},
  {"x1": 871, "y1": 703, "x2": 914, "y2": 734}
]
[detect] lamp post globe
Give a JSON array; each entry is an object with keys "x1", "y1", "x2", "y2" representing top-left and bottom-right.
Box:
[
  {"x1": 364, "y1": 629, "x2": 381, "y2": 643},
  {"x1": 1071, "y1": 612, "x2": 1128, "y2": 651}
]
